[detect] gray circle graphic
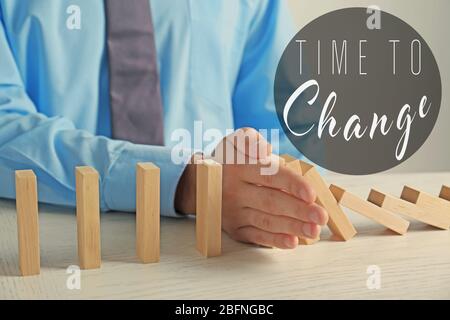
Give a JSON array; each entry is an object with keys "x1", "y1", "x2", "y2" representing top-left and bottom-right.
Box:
[{"x1": 274, "y1": 8, "x2": 441, "y2": 175}]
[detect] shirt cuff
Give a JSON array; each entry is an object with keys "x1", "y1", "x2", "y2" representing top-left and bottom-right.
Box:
[{"x1": 102, "y1": 142, "x2": 194, "y2": 217}]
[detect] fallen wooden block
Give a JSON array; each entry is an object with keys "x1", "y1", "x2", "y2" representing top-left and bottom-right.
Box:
[
  {"x1": 330, "y1": 185, "x2": 409, "y2": 235},
  {"x1": 196, "y1": 159, "x2": 222, "y2": 257},
  {"x1": 76, "y1": 166, "x2": 101, "y2": 269},
  {"x1": 280, "y1": 155, "x2": 356, "y2": 241},
  {"x1": 15, "y1": 170, "x2": 40, "y2": 276},
  {"x1": 281, "y1": 155, "x2": 320, "y2": 245},
  {"x1": 439, "y1": 185, "x2": 450, "y2": 202},
  {"x1": 136, "y1": 163, "x2": 160, "y2": 263},
  {"x1": 368, "y1": 188, "x2": 449, "y2": 230},
  {"x1": 401, "y1": 186, "x2": 450, "y2": 229}
]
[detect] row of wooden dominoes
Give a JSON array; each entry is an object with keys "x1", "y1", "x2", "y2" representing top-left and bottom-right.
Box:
[
  {"x1": 281, "y1": 154, "x2": 450, "y2": 245},
  {"x1": 13, "y1": 155, "x2": 450, "y2": 277},
  {"x1": 14, "y1": 159, "x2": 222, "y2": 276}
]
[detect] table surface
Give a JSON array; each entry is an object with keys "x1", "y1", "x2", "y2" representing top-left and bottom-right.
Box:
[{"x1": 1, "y1": 172, "x2": 449, "y2": 300}]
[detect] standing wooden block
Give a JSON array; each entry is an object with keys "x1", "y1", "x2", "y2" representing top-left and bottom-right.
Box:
[
  {"x1": 196, "y1": 159, "x2": 222, "y2": 257},
  {"x1": 401, "y1": 186, "x2": 450, "y2": 229},
  {"x1": 15, "y1": 170, "x2": 40, "y2": 276},
  {"x1": 439, "y1": 185, "x2": 450, "y2": 202},
  {"x1": 330, "y1": 185, "x2": 409, "y2": 235},
  {"x1": 136, "y1": 163, "x2": 160, "y2": 263},
  {"x1": 281, "y1": 155, "x2": 320, "y2": 245},
  {"x1": 368, "y1": 189, "x2": 449, "y2": 230},
  {"x1": 280, "y1": 155, "x2": 356, "y2": 241},
  {"x1": 76, "y1": 166, "x2": 101, "y2": 269}
]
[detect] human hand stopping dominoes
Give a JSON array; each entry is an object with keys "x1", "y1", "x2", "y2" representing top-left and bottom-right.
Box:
[{"x1": 175, "y1": 128, "x2": 329, "y2": 249}]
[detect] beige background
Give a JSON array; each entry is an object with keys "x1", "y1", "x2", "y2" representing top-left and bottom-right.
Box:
[{"x1": 287, "y1": 0, "x2": 450, "y2": 173}]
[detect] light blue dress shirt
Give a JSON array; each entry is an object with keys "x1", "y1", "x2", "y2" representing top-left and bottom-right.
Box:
[{"x1": 0, "y1": 0, "x2": 299, "y2": 216}]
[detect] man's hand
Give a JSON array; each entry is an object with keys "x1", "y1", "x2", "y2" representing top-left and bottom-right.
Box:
[{"x1": 175, "y1": 128, "x2": 328, "y2": 249}]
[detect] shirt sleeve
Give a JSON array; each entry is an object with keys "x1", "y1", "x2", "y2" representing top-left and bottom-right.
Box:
[
  {"x1": 0, "y1": 12, "x2": 191, "y2": 217},
  {"x1": 232, "y1": 0, "x2": 302, "y2": 158}
]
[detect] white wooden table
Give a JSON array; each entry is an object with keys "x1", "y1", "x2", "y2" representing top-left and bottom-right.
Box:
[{"x1": 1, "y1": 172, "x2": 449, "y2": 299}]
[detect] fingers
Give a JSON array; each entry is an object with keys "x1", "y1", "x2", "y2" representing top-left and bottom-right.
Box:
[
  {"x1": 239, "y1": 163, "x2": 316, "y2": 203},
  {"x1": 242, "y1": 208, "x2": 322, "y2": 238},
  {"x1": 214, "y1": 128, "x2": 272, "y2": 162},
  {"x1": 238, "y1": 183, "x2": 326, "y2": 225},
  {"x1": 234, "y1": 226, "x2": 299, "y2": 249},
  {"x1": 227, "y1": 128, "x2": 272, "y2": 159},
  {"x1": 234, "y1": 127, "x2": 272, "y2": 159}
]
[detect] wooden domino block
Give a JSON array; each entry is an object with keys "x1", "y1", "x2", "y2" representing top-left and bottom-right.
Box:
[
  {"x1": 196, "y1": 159, "x2": 222, "y2": 257},
  {"x1": 368, "y1": 189, "x2": 449, "y2": 230},
  {"x1": 401, "y1": 186, "x2": 450, "y2": 229},
  {"x1": 76, "y1": 166, "x2": 101, "y2": 269},
  {"x1": 282, "y1": 156, "x2": 302, "y2": 173},
  {"x1": 330, "y1": 185, "x2": 409, "y2": 235},
  {"x1": 280, "y1": 154, "x2": 296, "y2": 163},
  {"x1": 281, "y1": 155, "x2": 320, "y2": 245},
  {"x1": 136, "y1": 163, "x2": 160, "y2": 263},
  {"x1": 15, "y1": 170, "x2": 40, "y2": 276},
  {"x1": 439, "y1": 185, "x2": 450, "y2": 202},
  {"x1": 280, "y1": 155, "x2": 356, "y2": 241},
  {"x1": 298, "y1": 236, "x2": 320, "y2": 245}
]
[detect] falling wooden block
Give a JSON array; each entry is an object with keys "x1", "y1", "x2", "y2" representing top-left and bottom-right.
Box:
[
  {"x1": 15, "y1": 170, "x2": 40, "y2": 276},
  {"x1": 401, "y1": 186, "x2": 450, "y2": 229},
  {"x1": 439, "y1": 185, "x2": 450, "y2": 202},
  {"x1": 76, "y1": 166, "x2": 101, "y2": 269},
  {"x1": 368, "y1": 189, "x2": 449, "y2": 230},
  {"x1": 280, "y1": 155, "x2": 356, "y2": 241},
  {"x1": 281, "y1": 155, "x2": 320, "y2": 245},
  {"x1": 196, "y1": 159, "x2": 222, "y2": 257},
  {"x1": 330, "y1": 185, "x2": 409, "y2": 235},
  {"x1": 136, "y1": 163, "x2": 160, "y2": 263}
]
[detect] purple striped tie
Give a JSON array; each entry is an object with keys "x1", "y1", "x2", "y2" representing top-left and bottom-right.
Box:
[{"x1": 105, "y1": 0, "x2": 164, "y2": 145}]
